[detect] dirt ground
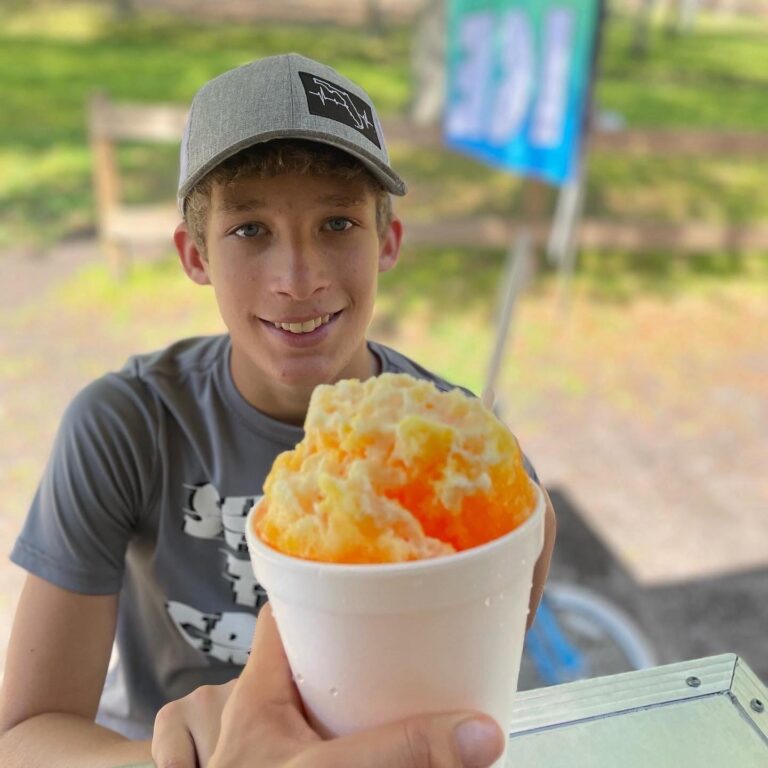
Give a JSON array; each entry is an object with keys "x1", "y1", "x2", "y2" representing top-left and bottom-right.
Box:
[{"x1": 1, "y1": 239, "x2": 767, "y2": 684}]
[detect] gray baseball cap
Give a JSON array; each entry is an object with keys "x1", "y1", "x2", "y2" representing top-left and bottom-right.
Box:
[{"x1": 178, "y1": 53, "x2": 407, "y2": 210}]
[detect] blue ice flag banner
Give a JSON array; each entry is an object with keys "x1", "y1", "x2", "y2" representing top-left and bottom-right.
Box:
[{"x1": 445, "y1": 0, "x2": 601, "y2": 185}]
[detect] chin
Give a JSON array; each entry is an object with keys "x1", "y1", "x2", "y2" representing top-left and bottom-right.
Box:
[{"x1": 272, "y1": 359, "x2": 339, "y2": 389}]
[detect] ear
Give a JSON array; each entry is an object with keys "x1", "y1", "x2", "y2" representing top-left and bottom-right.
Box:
[
  {"x1": 378, "y1": 215, "x2": 403, "y2": 273},
  {"x1": 174, "y1": 222, "x2": 211, "y2": 285}
]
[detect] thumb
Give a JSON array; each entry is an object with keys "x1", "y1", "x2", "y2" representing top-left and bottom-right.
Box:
[{"x1": 309, "y1": 712, "x2": 505, "y2": 768}]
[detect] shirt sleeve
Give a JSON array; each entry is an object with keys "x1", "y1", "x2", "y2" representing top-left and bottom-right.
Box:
[
  {"x1": 521, "y1": 452, "x2": 539, "y2": 484},
  {"x1": 10, "y1": 373, "x2": 159, "y2": 595}
]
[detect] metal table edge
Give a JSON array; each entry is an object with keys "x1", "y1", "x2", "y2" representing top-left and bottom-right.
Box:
[{"x1": 508, "y1": 653, "x2": 741, "y2": 736}]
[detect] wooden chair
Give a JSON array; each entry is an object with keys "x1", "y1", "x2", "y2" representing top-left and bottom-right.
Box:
[{"x1": 88, "y1": 92, "x2": 188, "y2": 275}]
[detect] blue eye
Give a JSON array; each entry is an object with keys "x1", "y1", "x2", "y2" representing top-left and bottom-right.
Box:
[
  {"x1": 234, "y1": 223, "x2": 264, "y2": 238},
  {"x1": 325, "y1": 218, "x2": 353, "y2": 232}
]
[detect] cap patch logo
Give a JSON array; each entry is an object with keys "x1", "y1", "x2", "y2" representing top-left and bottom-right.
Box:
[{"x1": 298, "y1": 71, "x2": 381, "y2": 149}]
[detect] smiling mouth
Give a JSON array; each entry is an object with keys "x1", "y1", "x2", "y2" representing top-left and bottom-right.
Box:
[{"x1": 263, "y1": 311, "x2": 341, "y2": 335}]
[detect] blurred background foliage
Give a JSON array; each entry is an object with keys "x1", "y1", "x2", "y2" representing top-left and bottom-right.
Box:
[
  {"x1": 0, "y1": 0, "x2": 767, "y2": 400},
  {"x1": 1, "y1": 0, "x2": 767, "y2": 248}
]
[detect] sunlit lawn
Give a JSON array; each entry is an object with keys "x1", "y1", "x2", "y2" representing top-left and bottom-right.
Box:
[{"x1": 0, "y1": 2, "x2": 767, "y2": 247}]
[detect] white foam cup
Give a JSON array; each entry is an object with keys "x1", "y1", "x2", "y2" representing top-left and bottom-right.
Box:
[{"x1": 246, "y1": 484, "x2": 545, "y2": 768}]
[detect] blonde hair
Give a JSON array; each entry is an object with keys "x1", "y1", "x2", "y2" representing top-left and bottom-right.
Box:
[{"x1": 184, "y1": 139, "x2": 393, "y2": 252}]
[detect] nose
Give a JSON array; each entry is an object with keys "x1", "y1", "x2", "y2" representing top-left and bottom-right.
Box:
[{"x1": 270, "y1": 235, "x2": 330, "y2": 301}]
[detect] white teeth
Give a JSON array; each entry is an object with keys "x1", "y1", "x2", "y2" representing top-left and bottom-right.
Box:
[{"x1": 274, "y1": 314, "x2": 333, "y2": 334}]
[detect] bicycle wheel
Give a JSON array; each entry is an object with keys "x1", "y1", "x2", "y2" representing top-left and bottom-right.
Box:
[{"x1": 519, "y1": 581, "x2": 658, "y2": 690}]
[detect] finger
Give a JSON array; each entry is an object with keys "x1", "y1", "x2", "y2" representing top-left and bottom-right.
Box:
[
  {"x1": 307, "y1": 712, "x2": 505, "y2": 768},
  {"x1": 527, "y1": 486, "x2": 556, "y2": 629},
  {"x1": 152, "y1": 701, "x2": 197, "y2": 768},
  {"x1": 237, "y1": 604, "x2": 301, "y2": 708},
  {"x1": 188, "y1": 682, "x2": 235, "y2": 766},
  {"x1": 210, "y1": 607, "x2": 319, "y2": 767}
]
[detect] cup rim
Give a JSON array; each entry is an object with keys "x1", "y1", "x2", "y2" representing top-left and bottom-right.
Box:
[{"x1": 246, "y1": 482, "x2": 544, "y2": 577}]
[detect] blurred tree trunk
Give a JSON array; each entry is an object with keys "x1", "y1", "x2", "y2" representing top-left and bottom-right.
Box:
[
  {"x1": 630, "y1": 0, "x2": 658, "y2": 57},
  {"x1": 675, "y1": 0, "x2": 701, "y2": 32},
  {"x1": 366, "y1": 0, "x2": 384, "y2": 34},
  {"x1": 409, "y1": 0, "x2": 446, "y2": 125},
  {"x1": 113, "y1": 0, "x2": 137, "y2": 21}
]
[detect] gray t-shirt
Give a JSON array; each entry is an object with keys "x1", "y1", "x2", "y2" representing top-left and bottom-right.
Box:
[{"x1": 12, "y1": 334, "x2": 506, "y2": 739}]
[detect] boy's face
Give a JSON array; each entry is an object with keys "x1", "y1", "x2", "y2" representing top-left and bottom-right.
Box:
[{"x1": 176, "y1": 169, "x2": 402, "y2": 420}]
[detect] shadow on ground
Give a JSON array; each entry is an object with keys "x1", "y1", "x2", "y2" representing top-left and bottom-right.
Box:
[{"x1": 541, "y1": 487, "x2": 768, "y2": 683}]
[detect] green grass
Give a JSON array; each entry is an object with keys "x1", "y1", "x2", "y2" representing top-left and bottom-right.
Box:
[
  {"x1": 0, "y1": 3, "x2": 410, "y2": 246},
  {"x1": 600, "y1": 12, "x2": 768, "y2": 89},
  {"x1": 597, "y1": 7, "x2": 768, "y2": 128},
  {"x1": 0, "y1": 3, "x2": 766, "y2": 249}
]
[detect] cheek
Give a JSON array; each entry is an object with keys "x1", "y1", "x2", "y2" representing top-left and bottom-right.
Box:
[
  {"x1": 210, "y1": 269, "x2": 255, "y2": 322},
  {"x1": 336, "y1": 245, "x2": 379, "y2": 291},
  {"x1": 344, "y1": 264, "x2": 377, "y2": 306}
]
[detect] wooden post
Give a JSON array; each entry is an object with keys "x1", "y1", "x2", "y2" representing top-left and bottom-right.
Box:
[{"x1": 88, "y1": 92, "x2": 128, "y2": 277}]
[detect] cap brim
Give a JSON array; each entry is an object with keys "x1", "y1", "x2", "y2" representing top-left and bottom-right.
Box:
[{"x1": 178, "y1": 129, "x2": 407, "y2": 212}]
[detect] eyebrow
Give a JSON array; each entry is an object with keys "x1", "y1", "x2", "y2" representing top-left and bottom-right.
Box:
[
  {"x1": 216, "y1": 194, "x2": 366, "y2": 214},
  {"x1": 314, "y1": 194, "x2": 366, "y2": 208},
  {"x1": 216, "y1": 197, "x2": 266, "y2": 214}
]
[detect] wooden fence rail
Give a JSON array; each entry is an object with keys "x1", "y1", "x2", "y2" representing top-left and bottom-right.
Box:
[
  {"x1": 88, "y1": 94, "x2": 768, "y2": 273},
  {"x1": 383, "y1": 120, "x2": 768, "y2": 156}
]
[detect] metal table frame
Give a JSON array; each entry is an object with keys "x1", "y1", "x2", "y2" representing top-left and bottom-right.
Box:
[
  {"x1": 506, "y1": 653, "x2": 767, "y2": 766},
  {"x1": 115, "y1": 653, "x2": 767, "y2": 768}
]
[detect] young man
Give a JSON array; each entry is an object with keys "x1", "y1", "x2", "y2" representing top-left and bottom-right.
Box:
[{"x1": 0, "y1": 54, "x2": 555, "y2": 767}]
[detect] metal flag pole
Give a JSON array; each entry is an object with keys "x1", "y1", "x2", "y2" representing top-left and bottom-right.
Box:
[
  {"x1": 481, "y1": 227, "x2": 534, "y2": 415},
  {"x1": 547, "y1": 169, "x2": 584, "y2": 267},
  {"x1": 447, "y1": 0, "x2": 606, "y2": 410},
  {"x1": 547, "y1": 0, "x2": 607, "y2": 320},
  {"x1": 553, "y1": 164, "x2": 587, "y2": 320}
]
